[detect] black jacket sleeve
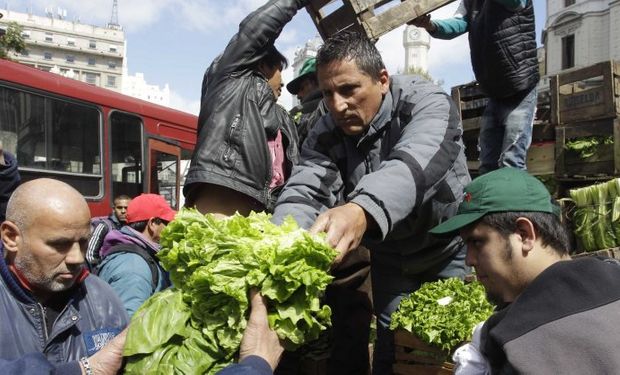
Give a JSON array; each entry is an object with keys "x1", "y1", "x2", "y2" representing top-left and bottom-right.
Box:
[{"x1": 0, "y1": 151, "x2": 21, "y2": 222}]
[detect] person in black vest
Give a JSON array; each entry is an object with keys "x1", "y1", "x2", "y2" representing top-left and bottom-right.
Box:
[{"x1": 412, "y1": 0, "x2": 539, "y2": 174}]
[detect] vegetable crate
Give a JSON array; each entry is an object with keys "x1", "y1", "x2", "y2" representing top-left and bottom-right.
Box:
[
  {"x1": 451, "y1": 81, "x2": 487, "y2": 133},
  {"x1": 550, "y1": 60, "x2": 620, "y2": 125},
  {"x1": 463, "y1": 128, "x2": 556, "y2": 177},
  {"x1": 555, "y1": 118, "x2": 620, "y2": 178},
  {"x1": 305, "y1": 0, "x2": 455, "y2": 41},
  {"x1": 393, "y1": 329, "x2": 454, "y2": 375}
]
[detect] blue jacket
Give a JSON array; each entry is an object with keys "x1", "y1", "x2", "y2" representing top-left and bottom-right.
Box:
[
  {"x1": 98, "y1": 226, "x2": 171, "y2": 317},
  {"x1": 218, "y1": 356, "x2": 273, "y2": 375},
  {"x1": 0, "y1": 244, "x2": 128, "y2": 374}
]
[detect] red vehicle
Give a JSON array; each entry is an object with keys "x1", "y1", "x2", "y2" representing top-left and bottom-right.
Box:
[{"x1": 0, "y1": 59, "x2": 197, "y2": 216}]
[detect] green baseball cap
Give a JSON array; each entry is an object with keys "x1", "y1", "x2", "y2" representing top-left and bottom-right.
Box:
[
  {"x1": 430, "y1": 168, "x2": 555, "y2": 235},
  {"x1": 286, "y1": 57, "x2": 317, "y2": 95}
]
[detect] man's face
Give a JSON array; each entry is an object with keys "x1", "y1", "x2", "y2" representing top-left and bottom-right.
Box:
[
  {"x1": 113, "y1": 198, "x2": 130, "y2": 223},
  {"x1": 318, "y1": 58, "x2": 389, "y2": 136},
  {"x1": 12, "y1": 208, "x2": 91, "y2": 294},
  {"x1": 296, "y1": 77, "x2": 316, "y2": 102},
  {"x1": 461, "y1": 222, "x2": 525, "y2": 305}
]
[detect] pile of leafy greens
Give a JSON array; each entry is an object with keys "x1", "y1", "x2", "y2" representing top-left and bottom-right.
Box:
[
  {"x1": 123, "y1": 210, "x2": 337, "y2": 374},
  {"x1": 390, "y1": 278, "x2": 494, "y2": 353},
  {"x1": 570, "y1": 178, "x2": 620, "y2": 252},
  {"x1": 565, "y1": 135, "x2": 613, "y2": 159}
]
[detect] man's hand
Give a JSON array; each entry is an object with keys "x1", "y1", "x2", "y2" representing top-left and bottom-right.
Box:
[
  {"x1": 239, "y1": 290, "x2": 284, "y2": 371},
  {"x1": 409, "y1": 14, "x2": 436, "y2": 32},
  {"x1": 310, "y1": 203, "x2": 369, "y2": 265},
  {"x1": 86, "y1": 328, "x2": 127, "y2": 375}
]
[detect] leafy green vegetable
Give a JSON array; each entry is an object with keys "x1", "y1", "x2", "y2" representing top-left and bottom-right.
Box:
[
  {"x1": 389, "y1": 278, "x2": 494, "y2": 353},
  {"x1": 565, "y1": 136, "x2": 613, "y2": 159},
  {"x1": 123, "y1": 210, "x2": 337, "y2": 374}
]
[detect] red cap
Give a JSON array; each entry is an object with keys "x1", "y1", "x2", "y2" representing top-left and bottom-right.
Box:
[{"x1": 126, "y1": 194, "x2": 176, "y2": 224}]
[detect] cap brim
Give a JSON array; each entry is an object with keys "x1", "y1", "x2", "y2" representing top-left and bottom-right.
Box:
[
  {"x1": 161, "y1": 210, "x2": 177, "y2": 222},
  {"x1": 286, "y1": 72, "x2": 310, "y2": 95},
  {"x1": 429, "y1": 211, "x2": 486, "y2": 236}
]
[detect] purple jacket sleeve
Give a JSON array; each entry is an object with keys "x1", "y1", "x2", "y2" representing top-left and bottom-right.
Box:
[{"x1": 217, "y1": 356, "x2": 273, "y2": 375}]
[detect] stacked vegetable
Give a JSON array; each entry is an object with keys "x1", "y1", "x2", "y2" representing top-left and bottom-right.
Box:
[
  {"x1": 565, "y1": 136, "x2": 613, "y2": 159},
  {"x1": 390, "y1": 278, "x2": 494, "y2": 354},
  {"x1": 570, "y1": 178, "x2": 620, "y2": 252},
  {"x1": 123, "y1": 209, "x2": 337, "y2": 374}
]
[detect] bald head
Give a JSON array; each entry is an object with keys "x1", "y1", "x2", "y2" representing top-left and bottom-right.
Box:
[{"x1": 6, "y1": 178, "x2": 90, "y2": 230}]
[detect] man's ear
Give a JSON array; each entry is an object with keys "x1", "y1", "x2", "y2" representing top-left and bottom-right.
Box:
[
  {"x1": 1, "y1": 221, "x2": 21, "y2": 254},
  {"x1": 379, "y1": 68, "x2": 390, "y2": 94},
  {"x1": 515, "y1": 217, "x2": 536, "y2": 253}
]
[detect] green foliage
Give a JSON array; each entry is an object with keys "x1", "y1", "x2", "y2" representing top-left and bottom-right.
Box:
[
  {"x1": 570, "y1": 178, "x2": 620, "y2": 252},
  {"x1": 565, "y1": 136, "x2": 613, "y2": 159},
  {"x1": 123, "y1": 209, "x2": 337, "y2": 374},
  {"x1": 0, "y1": 22, "x2": 26, "y2": 60},
  {"x1": 390, "y1": 278, "x2": 494, "y2": 353}
]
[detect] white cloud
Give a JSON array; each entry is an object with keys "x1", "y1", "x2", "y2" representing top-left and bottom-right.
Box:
[{"x1": 168, "y1": 89, "x2": 200, "y2": 116}]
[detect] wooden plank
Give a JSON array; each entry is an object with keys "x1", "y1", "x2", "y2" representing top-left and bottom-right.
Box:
[
  {"x1": 550, "y1": 75, "x2": 560, "y2": 125},
  {"x1": 527, "y1": 141, "x2": 555, "y2": 175}
]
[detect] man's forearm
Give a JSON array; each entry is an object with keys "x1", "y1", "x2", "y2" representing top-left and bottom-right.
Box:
[{"x1": 430, "y1": 18, "x2": 468, "y2": 39}]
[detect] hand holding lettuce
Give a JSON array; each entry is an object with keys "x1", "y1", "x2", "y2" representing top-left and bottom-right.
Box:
[{"x1": 123, "y1": 210, "x2": 337, "y2": 374}]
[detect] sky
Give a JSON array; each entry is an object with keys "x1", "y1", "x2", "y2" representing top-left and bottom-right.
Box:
[{"x1": 9, "y1": 0, "x2": 546, "y2": 115}]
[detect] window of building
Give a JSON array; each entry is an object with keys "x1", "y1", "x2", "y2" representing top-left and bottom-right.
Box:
[
  {"x1": 108, "y1": 61, "x2": 117, "y2": 69},
  {"x1": 85, "y1": 73, "x2": 98, "y2": 85},
  {"x1": 66, "y1": 55, "x2": 75, "y2": 63},
  {"x1": 107, "y1": 75, "x2": 116, "y2": 87},
  {"x1": 88, "y1": 57, "x2": 96, "y2": 66},
  {"x1": 0, "y1": 85, "x2": 102, "y2": 196},
  {"x1": 67, "y1": 37, "x2": 76, "y2": 46},
  {"x1": 109, "y1": 45, "x2": 118, "y2": 53},
  {"x1": 89, "y1": 40, "x2": 97, "y2": 49},
  {"x1": 44, "y1": 52, "x2": 52, "y2": 60},
  {"x1": 562, "y1": 34, "x2": 575, "y2": 69},
  {"x1": 22, "y1": 30, "x2": 31, "y2": 39},
  {"x1": 21, "y1": 50, "x2": 29, "y2": 57},
  {"x1": 38, "y1": 66, "x2": 52, "y2": 72},
  {"x1": 565, "y1": 0, "x2": 575, "y2": 6},
  {"x1": 45, "y1": 32, "x2": 53, "y2": 42}
]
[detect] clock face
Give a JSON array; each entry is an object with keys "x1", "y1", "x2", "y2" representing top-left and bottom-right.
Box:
[{"x1": 408, "y1": 28, "x2": 420, "y2": 40}]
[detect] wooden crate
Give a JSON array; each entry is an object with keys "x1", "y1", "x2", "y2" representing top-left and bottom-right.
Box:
[
  {"x1": 305, "y1": 0, "x2": 455, "y2": 41},
  {"x1": 572, "y1": 247, "x2": 620, "y2": 259},
  {"x1": 451, "y1": 81, "x2": 488, "y2": 131},
  {"x1": 550, "y1": 60, "x2": 620, "y2": 125},
  {"x1": 393, "y1": 329, "x2": 453, "y2": 375},
  {"x1": 462, "y1": 132, "x2": 555, "y2": 176},
  {"x1": 555, "y1": 118, "x2": 620, "y2": 178}
]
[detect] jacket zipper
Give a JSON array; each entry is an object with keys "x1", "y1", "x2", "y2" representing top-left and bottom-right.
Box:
[
  {"x1": 223, "y1": 115, "x2": 240, "y2": 162},
  {"x1": 38, "y1": 303, "x2": 49, "y2": 341}
]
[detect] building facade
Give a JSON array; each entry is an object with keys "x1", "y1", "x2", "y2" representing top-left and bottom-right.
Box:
[
  {"x1": 544, "y1": 0, "x2": 620, "y2": 76},
  {"x1": 290, "y1": 35, "x2": 322, "y2": 107},
  {"x1": 0, "y1": 8, "x2": 125, "y2": 93},
  {"x1": 122, "y1": 72, "x2": 170, "y2": 107}
]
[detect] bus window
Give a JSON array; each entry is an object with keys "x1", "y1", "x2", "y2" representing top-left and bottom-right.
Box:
[
  {"x1": 0, "y1": 84, "x2": 102, "y2": 196},
  {"x1": 148, "y1": 139, "x2": 180, "y2": 209},
  {"x1": 110, "y1": 111, "x2": 143, "y2": 199}
]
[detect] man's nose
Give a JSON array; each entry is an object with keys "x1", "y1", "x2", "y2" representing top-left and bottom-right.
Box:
[
  {"x1": 331, "y1": 93, "x2": 348, "y2": 113},
  {"x1": 66, "y1": 242, "x2": 85, "y2": 265}
]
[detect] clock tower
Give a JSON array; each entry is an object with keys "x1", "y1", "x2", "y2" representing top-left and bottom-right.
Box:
[{"x1": 403, "y1": 25, "x2": 431, "y2": 74}]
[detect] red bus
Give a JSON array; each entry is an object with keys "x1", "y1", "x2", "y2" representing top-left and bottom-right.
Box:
[{"x1": 0, "y1": 59, "x2": 197, "y2": 216}]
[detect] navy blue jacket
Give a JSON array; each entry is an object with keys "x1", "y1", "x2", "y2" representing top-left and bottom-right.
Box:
[
  {"x1": 0, "y1": 244, "x2": 129, "y2": 374},
  {"x1": 218, "y1": 356, "x2": 273, "y2": 375}
]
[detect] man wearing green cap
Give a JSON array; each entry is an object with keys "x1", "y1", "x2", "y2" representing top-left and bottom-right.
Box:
[
  {"x1": 287, "y1": 57, "x2": 326, "y2": 146},
  {"x1": 431, "y1": 167, "x2": 620, "y2": 373}
]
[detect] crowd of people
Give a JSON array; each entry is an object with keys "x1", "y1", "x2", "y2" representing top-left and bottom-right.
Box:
[{"x1": 2, "y1": 0, "x2": 620, "y2": 374}]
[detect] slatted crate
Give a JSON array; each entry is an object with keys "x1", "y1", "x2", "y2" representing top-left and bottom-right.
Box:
[
  {"x1": 393, "y1": 329, "x2": 454, "y2": 375},
  {"x1": 451, "y1": 81, "x2": 487, "y2": 132},
  {"x1": 550, "y1": 60, "x2": 620, "y2": 125},
  {"x1": 305, "y1": 0, "x2": 455, "y2": 41},
  {"x1": 555, "y1": 118, "x2": 620, "y2": 178}
]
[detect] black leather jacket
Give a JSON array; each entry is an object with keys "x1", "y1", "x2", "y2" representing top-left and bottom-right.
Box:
[{"x1": 184, "y1": 0, "x2": 305, "y2": 211}]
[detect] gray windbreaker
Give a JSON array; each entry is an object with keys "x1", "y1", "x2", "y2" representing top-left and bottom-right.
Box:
[{"x1": 273, "y1": 75, "x2": 470, "y2": 273}]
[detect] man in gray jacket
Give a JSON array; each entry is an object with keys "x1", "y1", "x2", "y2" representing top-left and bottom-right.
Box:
[{"x1": 272, "y1": 31, "x2": 470, "y2": 373}]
